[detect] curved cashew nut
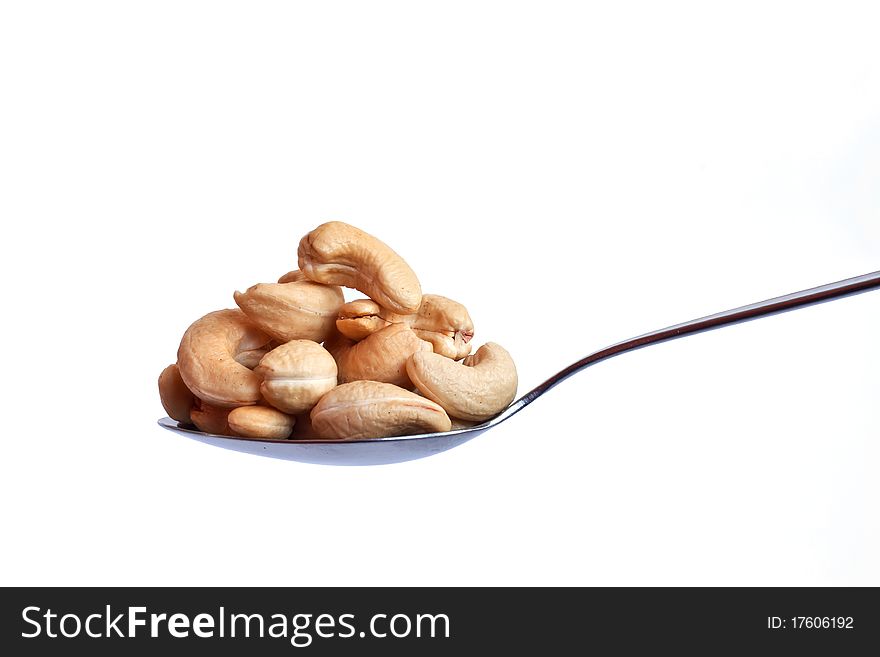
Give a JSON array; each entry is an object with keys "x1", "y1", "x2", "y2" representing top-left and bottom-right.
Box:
[
  {"x1": 255, "y1": 340, "x2": 338, "y2": 414},
  {"x1": 406, "y1": 342, "x2": 518, "y2": 421},
  {"x1": 190, "y1": 399, "x2": 233, "y2": 435},
  {"x1": 298, "y1": 221, "x2": 422, "y2": 314},
  {"x1": 409, "y1": 294, "x2": 474, "y2": 360},
  {"x1": 228, "y1": 405, "x2": 296, "y2": 439},
  {"x1": 177, "y1": 309, "x2": 271, "y2": 408},
  {"x1": 325, "y1": 323, "x2": 431, "y2": 389},
  {"x1": 158, "y1": 363, "x2": 196, "y2": 424},
  {"x1": 234, "y1": 280, "x2": 344, "y2": 343},
  {"x1": 310, "y1": 380, "x2": 451, "y2": 439},
  {"x1": 336, "y1": 294, "x2": 474, "y2": 360}
]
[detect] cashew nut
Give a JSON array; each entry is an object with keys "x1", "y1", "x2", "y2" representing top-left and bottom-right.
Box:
[
  {"x1": 234, "y1": 280, "x2": 344, "y2": 343},
  {"x1": 158, "y1": 363, "x2": 196, "y2": 424},
  {"x1": 336, "y1": 294, "x2": 474, "y2": 359},
  {"x1": 255, "y1": 340, "x2": 338, "y2": 414},
  {"x1": 409, "y1": 295, "x2": 474, "y2": 360},
  {"x1": 228, "y1": 405, "x2": 296, "y2": 439},
  {"x1": 324, "y1": 323, "x2": 431, "y2": 389},
  {"x1": 335, "y1": 299, "x2": 390, "y2": 341},
  {"x1": 298, "y1": 221, "x2": 422, "y2": 314},
  {"x1": 190, "y1": 399, "x2": 233, "y2": 435},
  {"x1": 163, "y1": 222, "x2": 520, "y2": 441},
  {"x1": 277, "y1": 269, "x2": 308, "y2": 284},
  {"x1": 310, "y1": 380, "x2": 452, "y2": 440},
  {"x1": 177, "y1": 309, "x2": 271, "y2": 408},
  {"x1": 234, "y1": 346, "x2": 271, "y2": 370},
  {"x1": 406, "y1": 342, "x2": 518, "y2": 421}
]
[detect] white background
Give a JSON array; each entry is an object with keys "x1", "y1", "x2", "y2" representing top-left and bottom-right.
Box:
[{"x1": 1, "y1": 1, "x2": 878, "y2": 586}]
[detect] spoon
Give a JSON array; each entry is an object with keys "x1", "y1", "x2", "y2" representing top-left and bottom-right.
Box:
[{"x1": 158, "y1": 270, "x2": 880, "y2": 465}]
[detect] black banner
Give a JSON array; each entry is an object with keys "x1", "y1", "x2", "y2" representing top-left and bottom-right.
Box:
[{"x1": 1, "y1": 587, "x2": 877, "y2": 654}]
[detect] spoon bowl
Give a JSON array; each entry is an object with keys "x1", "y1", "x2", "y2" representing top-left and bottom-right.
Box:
[
  {"x1": 157, "y1": 416, "x2": 492, "y2": 465},
  {"x1": 158, "y1": 270, "x2": 880, "y2": 465}
]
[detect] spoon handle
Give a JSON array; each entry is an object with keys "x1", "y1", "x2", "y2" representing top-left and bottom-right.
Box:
[{"x1": 499, "y1": 270, "x2": 880, "y2": 421}]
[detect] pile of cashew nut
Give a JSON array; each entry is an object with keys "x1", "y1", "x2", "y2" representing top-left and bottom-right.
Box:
[{"x1": 158, "y1": 222, "x2": 518, "y2": 440}]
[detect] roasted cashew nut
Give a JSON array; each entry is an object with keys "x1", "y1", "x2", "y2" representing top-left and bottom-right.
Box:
[
  {"x1": 298, "y1": 221, "x2": 422, "y2": 315},
  {"x1": 177, "y1": 309, "x2": 271, "y2": 408},
  {"x1": 255, "y1": 340, "x2": 338, "y2": 414},
  {"x1": 158, "y1": 363, "x2": 196, "y2": 424},
  {"x1": 336, "y1": 294, "x2": 474, "y2": 359},
  {"x1": 324, "y1": 323, "x2": 431, "y2": 389},
  {"x1": 228, "y1": 405, "x2": 296, "y2": 439},
  {"x1": 310, "y1": 380, "x2": 452, "y2": 440},
  {"x1": 406, "y1": 342, "x2": 518, "y2": 421},
  {"x1": 234, "y1": 280, "x2": 344, "y2": 343}
]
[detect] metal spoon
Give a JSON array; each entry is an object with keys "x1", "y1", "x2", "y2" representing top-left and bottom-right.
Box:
[{"x1": 158, "y1": 270, "x2": 880, "y2": 465}]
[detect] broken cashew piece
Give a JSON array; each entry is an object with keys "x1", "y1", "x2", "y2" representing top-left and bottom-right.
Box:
[
  {"x1": 298, "y1": 221, "x2": 422, "y2": 314},
  {"x1": 228, "y1": 406, "x2": 296, "y2": 439},
  {"x1": 310, "y1": 380, "x2": 452, "y2": 440},
  {"x1": 255, "y1": 340, "x2": 338, "y2": 414},
  {"x1": 234, "y1": 280, "x2": 344, "y2": 344},
  {"x1": 336, "y1": 294, "x2": 474, "y2": 360},
  {"x1": 177, "y1": 309, "x2": 271, "y2": 408},
  {"x1": 406, "y1": 342, "x2": 518, "y2": 422},
  {"x1": 324, "y1": 323, "x2": 431, "y2": 389}
]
